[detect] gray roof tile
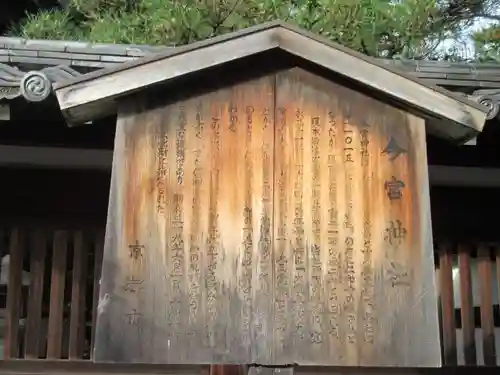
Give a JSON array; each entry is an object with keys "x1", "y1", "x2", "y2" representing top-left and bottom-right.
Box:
[
  {"x1": 0, "y1": 35, "x2": 498, "y2": 91},
  {"x1": 0, "y1": 63, "x2": 82, "y2": 100}
]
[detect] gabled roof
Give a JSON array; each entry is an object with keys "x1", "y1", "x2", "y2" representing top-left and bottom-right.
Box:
[
  {"x1": 53, "y1": 21, "x2": 487, "y2": 142},
  {"x1": 2, "y1": 35, "x2": 500, "y2": 107},
  {"x1": 2, "y1": 35, "x2": 500, "y2": 91},
  {"x1": 1, "y1": 34, "x2": 499, "y2": 124}
]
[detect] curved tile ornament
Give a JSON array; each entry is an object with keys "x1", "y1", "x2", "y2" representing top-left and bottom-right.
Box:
[
  {"x1": 472, "y1": 91, "x2": 500, "y2": 120},
  {"x1": 0, "y1": 63, "x2": 81, "y2": 102},
  {"x1": 20, "y1": 71, "x2": 51, "y2": 102},
  {"x1": 0, "y1": 64, "x2": 25, "y2": 100}
]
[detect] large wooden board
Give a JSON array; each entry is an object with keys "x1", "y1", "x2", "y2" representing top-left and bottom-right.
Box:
[
  {"x1": 95, "y1": 69, "x2": 441, "y2": 367},
  {"x1": 271, "y1": 69, "x2": 440, "y2": 366},
  {"x1": 94, "y1": 76, "x2": 276, "y2": 364}
]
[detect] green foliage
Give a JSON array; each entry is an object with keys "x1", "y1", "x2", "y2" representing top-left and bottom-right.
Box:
[
  {"x1": 10, "y1": 0, "x2": 499, "y2": 61},
  {"x1": 473, "y1": 23, "x2": 500, "y2": 62}
]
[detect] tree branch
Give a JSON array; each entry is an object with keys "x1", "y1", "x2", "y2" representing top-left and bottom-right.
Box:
[{"x1": 476, "y1": 13, "x2": 500, "y2": 21}]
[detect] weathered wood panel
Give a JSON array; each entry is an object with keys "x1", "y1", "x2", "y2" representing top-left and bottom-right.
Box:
[
  {"x1": 69, "y1": 231, "x2": 88, "y2": 359},
  {"x1": 5, "y1": 228, "x2": 24, "y2": 359},
  {"x1": 25, "y1": 230, "x2": 47, "y2": 358},
  {"x1": 271, "y1": 69, "x2": 440, "y2": 366},
  {"x1": 94, "y1": 76, "x2": 275, "y2": 364},
  {"x1": 47, "y1": 230, "x2": 68, "y2": 359},
  {"x1": 95, "y1": 69, "x2": 441, "y2": 366},
  {"x1": 457, "y1": 245, "x2": 476, "y2": 365}
]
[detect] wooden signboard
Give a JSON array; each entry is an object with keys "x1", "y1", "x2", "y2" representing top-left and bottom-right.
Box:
[{"x1": 94, "y1": 68, "x2": 441, "y2": 367}]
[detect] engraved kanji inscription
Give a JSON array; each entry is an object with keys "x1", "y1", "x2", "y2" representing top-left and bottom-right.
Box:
[
  {"x1": 124, "y1": 309, "x2": 143, "y2": 326},
  {"x1": 128, "y1": 241, "x2": 144, "y2": 259},
  {"x1": 382, "y1": 136, "x2": 407, "y2": 161},
  {"x1": 384, "y1": 176, "x2": 405, "y2": 200},
  {"x1": 386, "y1": 261, "x2": 411, "y2": 287},
  {"x1": 384, "y1": 220, "x2": 407, "y2": 246},
  {"x1": 123, "y1": 276, "x2": 144, "y2": 293}
]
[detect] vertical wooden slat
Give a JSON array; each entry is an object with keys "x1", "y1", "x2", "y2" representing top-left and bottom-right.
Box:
[
  {"x1": 47, "y1": 230, "x2": 68, "y2": 359},
  {"x1": 458, "y1": 244, "x2": 476, "y2": 365},
  {"x1": 496, "y1": 246, "x2": 500, "y2": 364},
  {"x1": 69, "y1": 230, "x2": 88, "y2": 359},
  {"x1": 24, "y1": 229, "x2": 47, "y2": 359},
  {"x1": 4, "y1": 228, "x2": 24, "y2": 359},
  {"x1": 90, "y1": 231, "x2": 104, "y2": 356},
  {"x1": 477, "y1": 244, "x2": 496, "y2": 366},
  {"x1": 438, "y1": 242, "x2": 457, "y2": 365}
]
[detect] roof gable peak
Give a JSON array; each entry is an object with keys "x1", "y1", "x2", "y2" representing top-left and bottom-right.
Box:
[{"x1": 53, "y1": 22, "x2": 487, "y2": 142}]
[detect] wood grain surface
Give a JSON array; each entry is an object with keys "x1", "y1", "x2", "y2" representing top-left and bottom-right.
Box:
[{"x1": 94, "y1": 69, "x2": 441, "y2": 367}]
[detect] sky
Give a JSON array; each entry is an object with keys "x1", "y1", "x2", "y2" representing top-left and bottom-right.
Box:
[
  {"x1": 440, "y1": 19, "x2": 492, "y2": 57},
  {"x1": 441, "y1": 11, "x2": 498, "y2": 58}
]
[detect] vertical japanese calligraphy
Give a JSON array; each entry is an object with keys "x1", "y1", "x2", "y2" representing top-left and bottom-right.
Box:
[
  {"x1": 205, "y1": 107, "x2": 221, "y2": 349},
  {"x1": 273, "y1": 106, "x2": 290, "y2": 362},
  {"x1": 326, "y1": 110, "x2": 341, "y2": 353},
  {"x1": 292, "y1": 107, "x2": 307, "y2": 350},
  {"x1": 253, "y1": 103, "x2": 274, "y2": 364},
  {"x1": 310, "y1": 115, "x2": 323, "y2": 350},
  {"x1": 272, "y1": 68, "x2": 440, "y2": 366},
  {"x1": 241, "y1": 105, "x2": 254, "y2": 352},
  {"x1": 96, "y1": 68, "x2": 440, "y2": 367},
  {"x1": 342, "y1": 116, "x2": 357, "y2": 347},
  {"x1": 188, "y1": 102, "x2": 203, "y2": 342},
  {"x1": 359, "y1": 120, "x2": 375, "y2": 352},
  {"x1": 156, "y1": 133, "x2": 168, "y2": 213},
  {"x1": 176, "y1": 107, "x2": 186, "y2": 185}
]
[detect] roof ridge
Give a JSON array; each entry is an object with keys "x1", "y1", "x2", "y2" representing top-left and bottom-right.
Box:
[{"x1": 0, "y1": 36, "x2": 168, "y2": 53}]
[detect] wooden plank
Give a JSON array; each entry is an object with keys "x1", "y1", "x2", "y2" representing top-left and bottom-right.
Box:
[
  {"x1": 91, "y1": 231, "x2": 104, "y2": 357},
  {"x1": 496, "y1": 245, "x2": 500, "y2": 363},
  {"x1": 438, "y1": 243, "x2": 457, "y2": 365},
  {"x1": 47, "y1": 230, "x2": 68, "y2": 359},
  {"x1": 55, "y1": 29, "x2": 278, "y2": 126},
  {"x1": 4, "y1": 228, "x2": 24, "y2": 359},
  {"x1": 457, "y1": 244, "x2": 476, "y2": 365},
  {"x1": 96, "y1": 68, "x2": 441, "y2": 366},
  {"x1": 477, "y1": 244, "x2": 496, "y2": 366},
  {"x1": 69, "y1": 230, "x2": 88, "y2": 359},
  {"x1": 94, "y1": 75, "x2": 275, "y2": 364},
  {"x1": 272, "y1": 68, "x2": 440, "y2": 366},
  {"x1": 24, "y1": 229, "x2": 47, "y2": 359},
  {"x1": 0, "y1": 361, "x2": 207, "y2": 375}
]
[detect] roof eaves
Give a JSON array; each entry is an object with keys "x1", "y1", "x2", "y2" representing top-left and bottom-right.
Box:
[
  {"x1": 52, "y1": 23, "x2": 487, "y2": 142},
  {"x1": 0, "y1": 36, "x2": 170, "y2": 69},
  {"x1": 380, "y1": 59, "x2": 500, "y2": 89},
  {"x1": 55, "y1": 20, "x2": 284, "y2": 90},
  {"x1": 1, "y1": 34, "x2": 500, "y2": 89},
  {"x1": 0, "y1": 62, "x2": 82, "y2": 102}
]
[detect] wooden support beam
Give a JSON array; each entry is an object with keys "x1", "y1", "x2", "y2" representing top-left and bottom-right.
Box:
[
  {"x1": 0, "y1": 361, "x2": 208, "y2": 375},
  {"x1": 1, "y1": 145, "x2": 500, "y2": 188}
]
